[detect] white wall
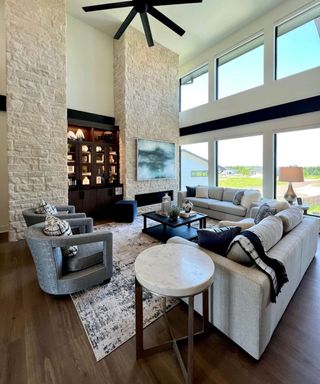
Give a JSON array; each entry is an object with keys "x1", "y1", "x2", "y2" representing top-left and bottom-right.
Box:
[
  {"x1": 66, "y1": 14, "x2": 114, "y2": 117},
  {"x1": 178, "y1": 0, "x2": 320, "y2": 200},
  {"x1": 179, "y1": 0, "x2": 320, "y2": 128},
  {"x1": 0, "y1": 0, "x2": 8, "y2": 233}
]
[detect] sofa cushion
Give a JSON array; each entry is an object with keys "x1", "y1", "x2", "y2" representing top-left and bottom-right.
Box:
[
  {"x1": 254, "y1": 203, "x2": 277, "y2": 224},
  {"x1": 197, "y1": 226, "x2": 241, "y2": 256},
  {"x1": 276, "y1": 207, "x2": 303, "y2": 234},
  {"x1": 43, "y1": 214, "x2": 78, "y2": 258},
  {"x1": 208, "y1": 201, "x2": 247, "y2": 217},
  {"x1": 222, "y1": 188, "x2": 238, "y2": 202},
  {"x1": 227, "y1": 215, "x2": 283, "y2": 264},
  {"x1": 241, "y1": 190, "x2": 261, "y2": 209},
  {"x1": 208, "y1": 186, "x2": 224, "y2": 201},
  {"x1": 65, "y1": 241, "x2": 103, "y2": 272},
  {"x1": 233, "y1": 190, "x2": 245, "y2": 205},
  {"x1": 196, "y1": 186, "x2": 209, "y2": 198},
  {"x1": 187, "y1": 197, "x2": 212, "y2": 209},
  {"x1": 186, "y1": 186, "x2": 196, "y2": 197}
]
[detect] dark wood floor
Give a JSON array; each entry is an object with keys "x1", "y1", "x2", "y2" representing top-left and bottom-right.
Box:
[{"x1": 1, "y1": 236, "x2": 320, "y2": 384}]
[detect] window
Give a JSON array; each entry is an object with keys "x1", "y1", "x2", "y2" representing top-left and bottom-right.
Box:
[
  {"x1": 276, "y1": 4, "x2": 320, "y2": 79},
  {"x1": 180, "y1": 143, "x2": 208, "y2": 190},
  {"x1": 217, "y1": 135, "x2": 263, "y2": 192},
  {"x1": 180, "y1": 65, "x2": 208, "y2": 112},
  {"x1": 217, "y1": 35, "x2": 264, "y2": 99},
  {"x1": 275, "y1": 128, "x2": 320, "y2": 216}
]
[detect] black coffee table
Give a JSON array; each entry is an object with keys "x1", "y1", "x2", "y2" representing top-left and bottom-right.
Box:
[{"x1": 142, "y1": 211, "x2": 207, "y2": 242}]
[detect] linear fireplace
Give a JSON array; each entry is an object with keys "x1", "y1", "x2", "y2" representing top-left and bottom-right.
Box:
[{"x1": 135, "y1": 190, "x2": 174, "y2": 207}]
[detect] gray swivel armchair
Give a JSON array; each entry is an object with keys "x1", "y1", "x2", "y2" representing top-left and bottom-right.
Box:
[
  {"x1": 23, "y1": 205, "x2": 86, "y2": 226},
  {"x1": 25, "y1": 217, "x2": 113, "y2": 295}
]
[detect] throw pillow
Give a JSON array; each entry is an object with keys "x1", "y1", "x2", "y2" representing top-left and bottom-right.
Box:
[
  {"x1": 195, "y1": 186, "x2": 209, "y2": 198},
  {"x1": 43, "y1": 215, "x2": 78, "y2": 257},
  {"x1": 233, "y1": 190, "x2": 244, "y2": 206},
  {"x1": 197, "y1": 226, "x2": 241, "y2": 256},
  {"x1": 254, "y1": 203, "x2": 277, "y2": 224},
  {"x1": 240, "y1": 190, "x2": 261, "y2": 209},
  {"x1": 186, "y1": 186, "x2": 196, "y2": 197},
  {"x1": 218, "y1": 218, "x2": 255, "y2": 231},
  {"x1": 35, "y1": 200, "x2": 57, "y2": 215},
  {"x1": 266, "y1": 200, "x2": 290, "y2": 212},
  {"x1": 276, "y1": 207, "x2": 303, "y2": 234}
]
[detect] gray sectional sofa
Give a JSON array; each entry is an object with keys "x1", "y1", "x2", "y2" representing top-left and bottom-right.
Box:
[
  {"x1": 168, "y1": 213, "x2": 319, "y2": 359},
  {"x1": 178, "y1": 187, "x2": 261, "y2": 221}
]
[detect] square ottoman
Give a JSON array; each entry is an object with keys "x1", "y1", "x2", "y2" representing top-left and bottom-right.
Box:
[{"x1": 114, "y1": 200, "x2": 137, "y2": 223}]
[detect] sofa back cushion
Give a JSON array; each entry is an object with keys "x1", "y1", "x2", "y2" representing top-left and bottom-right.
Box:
[
  {"x1": 241, "y1": 189, "x2": 261, "y2": 209},
  {"x1": 266, "y1": 200, "x2": 290, "y2": 212},
  {"x1": 208, "y1": 186, "x2": 224, "y2": 201},
  {"x1": 222, "y1": 188, "x2": 238, "y2": 202},
  {"x1": 276, "y1": 207, "x2": 303, "y2": 234},
  {"x1": 227, "y1": 215, "x2": 283, "y2": 264}
]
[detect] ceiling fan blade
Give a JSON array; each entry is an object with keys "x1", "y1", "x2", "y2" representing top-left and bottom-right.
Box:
[
  {"x1": 83, "y1": 1, "x2": 133, "y2": 12},
  {"x1": 152, "y1": 0, "x2": 202, "y2": 6},
  {"x1": 140, "y1": 13, "x2": 154, "y2": 47},
  {"x1": 148, "y1": 6, "x2": 185, "y2": 36},
  {"x1": 114, "y1": 8, "x2": 137, "y2": 39}
]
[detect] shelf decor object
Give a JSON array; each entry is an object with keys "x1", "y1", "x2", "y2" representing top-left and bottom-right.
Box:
[{"x1": 279, "y1": 166, "x2": 304, "y2": 204}]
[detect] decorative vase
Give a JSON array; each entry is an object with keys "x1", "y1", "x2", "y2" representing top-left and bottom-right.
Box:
[
  {"x1": 161, "y1": 193, "x2": 171, "y2": 216},
  {"x1": 76, "y1": 129, "x2": 85, "y2": 141},
  {"x1": 169, "y1": 206, "x2": 180, "y2": 221},
  {"x1": 182, "y1": 200, "x2": 193, "y2": 213}
]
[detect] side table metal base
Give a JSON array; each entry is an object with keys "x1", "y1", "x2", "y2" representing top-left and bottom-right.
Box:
[{"x1": 135, "y1": 278, "x2": 210, "y2": 384}]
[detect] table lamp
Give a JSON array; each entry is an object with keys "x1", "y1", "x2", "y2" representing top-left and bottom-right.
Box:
[{"x1": 278, "y1": 166, "x2": 304, "y2": 204}]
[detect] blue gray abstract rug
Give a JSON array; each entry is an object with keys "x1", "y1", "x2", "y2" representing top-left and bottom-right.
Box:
[
  {"x1": 71, "y1": 216, "x2": 176, "y2": 361},
  {"x1": 71, "y1": 215, "x2": 217, "y2": 361}
]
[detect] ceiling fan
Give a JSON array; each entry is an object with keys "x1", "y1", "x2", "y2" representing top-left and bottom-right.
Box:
[{"x1": 83, "y1": 0, "x2": 203, "y2": 47}]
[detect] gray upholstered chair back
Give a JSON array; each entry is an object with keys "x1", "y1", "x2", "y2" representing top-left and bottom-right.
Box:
[
  {"x1": 23, "y1": 205, "x2": 86, "y2": 227},
  {"x1": 25, "y1": 218, "x2": 113, "y2": 295}
]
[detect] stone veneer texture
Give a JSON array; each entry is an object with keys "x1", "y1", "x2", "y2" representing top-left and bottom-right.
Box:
[
  {"x1": 114, "y1": 28, "x2": 179, "y2": 212},
  {"x1": 6, "y1": 0, "x2": 67, "y2": 240}
]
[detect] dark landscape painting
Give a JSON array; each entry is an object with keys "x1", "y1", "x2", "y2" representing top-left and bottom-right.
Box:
[{"x1": 137, "y1": 139, "x2": 175, "y2": 180}]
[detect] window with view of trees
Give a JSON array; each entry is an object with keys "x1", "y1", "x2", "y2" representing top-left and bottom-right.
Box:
[
  {"x1": 180, "y1": 143, "x2": 208, "y2": 190},
  {"x1": 216, "y1": 35, "x2": 264, "y2": 99},
  {"x1": 217, "y1": 136, "x2": 263, "y2": 192},
  {"x1": 276, "y1": 4, "x2": 320, "y2": 79},
  {"x1": 180, "y1": 65, "x2": 209, "y2": 112},
  {"x1": 275, "y1": 128, "x2": 320, "y2": 216}
]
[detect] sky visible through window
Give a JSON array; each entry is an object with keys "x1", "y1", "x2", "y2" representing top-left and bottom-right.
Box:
[
  {"x1": 277, "y1": 19, "x2": 320, "y2": 79},
  {"x1": 180, "y1": 18, "x2": 319, "y2": 110}
]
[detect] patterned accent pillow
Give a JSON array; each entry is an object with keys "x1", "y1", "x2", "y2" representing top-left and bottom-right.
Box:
[
  {"x1": 276, "y1": 207, "x2": 303, "y2": 234},
  {"x1": 197, "y1": 226, "x2": 241, "y2": 256},
  {"x1": 186, "y1": 186, "x2": 196, "y2": 197},
  {"x1": 35, "y1": 200, "x2": 57, "y2": 215},
  {"x1": 232, "y1": 190, "x2": 244, "y2": 206},
  {"x1": 43, "y1": 215, "x2": 78, "y2": 257},
  {"x1": 254, "y1": 203, "x2": 277, "y2": 224}
]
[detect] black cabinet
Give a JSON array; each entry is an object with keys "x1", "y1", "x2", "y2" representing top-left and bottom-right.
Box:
[{"x1": 69, "y1": 187, "x2": 123, "y2": 219}]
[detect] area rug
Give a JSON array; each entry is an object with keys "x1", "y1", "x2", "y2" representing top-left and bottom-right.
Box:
[{"x1": 71, "y1": 216, "x2": 217, "y2": 361}]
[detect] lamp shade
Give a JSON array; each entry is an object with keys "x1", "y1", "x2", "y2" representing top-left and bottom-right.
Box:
[{"x1": 278, "y1": 166, "x2": 304, "y2": 182}]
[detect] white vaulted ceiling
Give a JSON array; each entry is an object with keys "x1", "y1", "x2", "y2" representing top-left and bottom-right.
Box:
[{"x1": 67, "y1": 0, "x2": 287, "y2": 63}]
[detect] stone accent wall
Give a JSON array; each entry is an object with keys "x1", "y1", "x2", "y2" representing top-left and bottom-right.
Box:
[
  {"x1": 114, "y1": 28, "x2": 179, "y2": 212},
  {"x1": 6, "y1": 0, "x2": 67, "y2": 240}
]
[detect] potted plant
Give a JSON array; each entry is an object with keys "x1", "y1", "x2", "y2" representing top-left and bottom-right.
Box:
[{"x1": 169, "y1": 206, "x2": 180, "y2": 222}]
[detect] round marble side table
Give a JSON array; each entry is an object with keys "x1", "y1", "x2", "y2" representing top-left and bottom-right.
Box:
[{"x1": 134, "y1": 243, "x2": 215, "y2": 384}]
